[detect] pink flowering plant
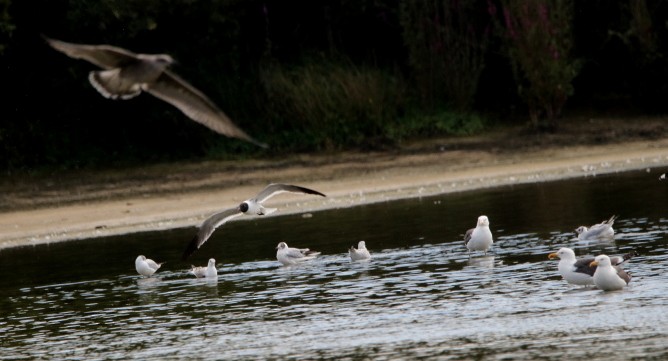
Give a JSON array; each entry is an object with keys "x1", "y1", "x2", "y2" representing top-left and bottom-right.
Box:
[{"x1": 499, "y1": 0, "x2": 580, "y2": 130}]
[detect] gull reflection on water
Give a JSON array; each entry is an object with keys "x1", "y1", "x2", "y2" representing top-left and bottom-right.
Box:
[{"x1": 467, "y1": 255, "x2": 496, "y2": 268}]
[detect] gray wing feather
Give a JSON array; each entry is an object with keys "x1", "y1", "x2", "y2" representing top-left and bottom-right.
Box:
[
  {"x1": 44, "y1": 36, "x2": 138, "y2": 69},
  {"x1": 254, "y1": 183, "x2": 326, "y2": 203},
  {"x1": 464, "y1": 228, "x2": 474, "y2": 245},
  {"x1": 285, "y1": 248, "x2": 309, "y2": 259},
  {"x1": 145, "y1": 71, "x2": 267, "y2": 148},
  {"x1": 614, "y1": 266, "x2": 632, "y2": 284},
  {"x1": 196, "y1": 208, "x2": 243, "y2": 246},
  {"x1": 145, "y1": 259, "x2": 162, "y2": 270},
  {"x1": 573, "y1": 257, "x2": 597, "y2": 277},
  {"x1": 183, "y1": 207, "x2": 242, "y2": 260}
]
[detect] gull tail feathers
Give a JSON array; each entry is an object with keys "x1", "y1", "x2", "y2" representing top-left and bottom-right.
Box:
[{"x1": 620, "y1": 250, "x2": 637, "y2": 264}]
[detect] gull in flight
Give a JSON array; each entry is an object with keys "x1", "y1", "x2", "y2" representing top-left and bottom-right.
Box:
[
  {"x1": 590, "y1": 254, "x2": 632, "y2": 291},
  {"x1": 349, "y1": 240, "x2": 371, "y2": 261},
  {"x1": 190, "y1": 258, "x2": 218, "y2": 279},
  {"x1": 548, "y1": 247, "x2": 635, "y2": 286},
  {"x1": 276, "y1": 242, "x2": 320, "y2": 266},
  {"x1": 464, "y1": 215, "x2": 494, "y2": 255},
  {"x1": 182, "y1": 183, "x2": 326, "y2": 259},
  {"x1": 574, "y1": 215, "x2": 617, "y2": 240},
  {"x1": 44, "y1": 36, "x2": 267, "y2": 148},
  {"x1": 135, "y1": 255, "x2": 163, "y2": 277}
]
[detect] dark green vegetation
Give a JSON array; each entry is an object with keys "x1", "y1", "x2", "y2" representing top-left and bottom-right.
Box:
[{"x1": 1, "y1": 0, "x2": 667, "y2": 171}]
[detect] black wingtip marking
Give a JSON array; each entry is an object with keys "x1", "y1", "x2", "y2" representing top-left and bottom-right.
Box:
[
  {"x1": 298, "y1": 186, "x2": 326, "y2": 198},
  {"x1": 182, "y1": 235, "x2": 200, "y2": 261}
]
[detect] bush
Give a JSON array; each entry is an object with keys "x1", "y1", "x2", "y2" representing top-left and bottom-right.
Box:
[
  {"x1": 499, "y1": 0, "x2": 580, "y2": 130},
  {"x1": 399, "y1": 0, "x2": 489, "y2": 112},
  {"x1": 260, "y1": 60, "x2": 405, "y2": 150}
]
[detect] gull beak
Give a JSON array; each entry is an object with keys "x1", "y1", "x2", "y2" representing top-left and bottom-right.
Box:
[
  {"x1": 590, "y1": 261, "x2": 598, "y2": 267},
  {"x1": 548, "y1": 253, "x2": 559, "y2": 260}
]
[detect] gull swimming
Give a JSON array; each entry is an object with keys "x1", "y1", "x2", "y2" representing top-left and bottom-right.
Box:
[
  {"x1": 464, "y1": 215, "x2": 494, "y2": 255},
  {"x1": 44, "y1": 36, "x2": 267, "y2": 148},
  {"x1": 135, "y1": 255, "x2": 163, "y2": 277},
  {"x1": 190, "y1": 258, "x2": 218, "y2": 279},
  {"x1": 575, "y1": 215, "x2": 617, "y2": 240},
  {"x1": 349, "y1": 240, "x2": 371, "y2": 261},
  {"x1": 548, "y1": 247, "x2": 635, "y2": 286},
  {"x1": 590, "y1": 254, "x2": 632, "y2": 291},
  {"x1": 276, "y1": 242, "x2": 320, "y2": 266},
  {"x1": 660, "y1": 173, "x2": 666, "y2": 180},
  {"x1": 182, "y1": 183, "x2": 326, "y2": 259}
]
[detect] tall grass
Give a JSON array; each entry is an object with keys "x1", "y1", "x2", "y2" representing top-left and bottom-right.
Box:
[
  {"x1": 260, "y1": 61, "x2": 405, "y2": 150},
  {"x1": 399, "y1": 0, "x2": 489, "y2": 112}
]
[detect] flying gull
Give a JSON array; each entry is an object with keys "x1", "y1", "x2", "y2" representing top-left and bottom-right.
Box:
[
  {"x1": 349, "y1": 240, "x2": 371, "y2": 261},
  {"x1": 464, "y1": 215, "x2": 494, "y2": 255},
  {"x1": 182, "y1": 183, "x2": 326, "y2": 259},
  {"x1": 276, "y1": 241, "x2": 320, "y2": 266},
  {"x1": 135, "y1": 255, "x2": 163, "y2": 277},
  {"x1": 574, "y1": 215, "x2": 617, "y2": 240},
  {"x1": 44, "y1": 36, "x2": 267, "y2": 148},
  {"x1": 590, "y1": 254, "x2": 632, "y2": 291},
  {"x1": 190, "y1": 258, "x2": 218, "y2": 279},
  {"x1": 548, "y1": 247, "x2": 635, "y2": 286}
]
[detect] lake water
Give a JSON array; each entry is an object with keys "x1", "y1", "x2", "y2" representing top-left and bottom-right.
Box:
[{"x1": 1, "y1": 169, "x2": 668, "y2": 360}]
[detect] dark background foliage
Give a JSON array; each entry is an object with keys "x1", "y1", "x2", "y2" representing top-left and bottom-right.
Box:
[{"x1": 1, "y1": 0, "x2": 667, "y2": 171}]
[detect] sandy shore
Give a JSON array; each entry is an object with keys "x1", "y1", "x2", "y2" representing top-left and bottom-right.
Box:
[{"x1": 2, "y1": 130, "x2": 668, "y2": 251}]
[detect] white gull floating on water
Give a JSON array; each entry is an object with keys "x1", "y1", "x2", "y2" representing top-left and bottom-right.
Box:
[
  {"x1": 574, "y1": 215, "x2": 617, "y2": 240},
  {"x1": 464, "y1": 215, "x2": 494, "y2": 255},
  {"x1": 135, "y1": 255, "x2": 163, "y2": 277},
  {"x1": 548, "y1": 247, "x2": 635, "y2": 286},
  {"x1": 349, "y1": 241, "x2": 371, "y2": 261},
  {"x1": 276, "y1": 242, "x2": 320, "y2": 266},
  {"x1": 590, "y1": 254, "x2": 632, "y2": 291},
  {"x1": 190, "y1": 258, "x2": 218, "y2": 279}
]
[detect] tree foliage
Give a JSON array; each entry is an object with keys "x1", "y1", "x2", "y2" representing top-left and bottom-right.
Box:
[{"x1": 1, "y1": 0, "x2": 668, "y2": 171}]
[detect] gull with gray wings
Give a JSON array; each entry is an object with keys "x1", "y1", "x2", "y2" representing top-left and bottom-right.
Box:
[
  {"x1": 44, "y1": 36, "x2": 267, "y2": 148},
  {"x1": 182, "y1": 183, "x2": 326, "y2": 259}
]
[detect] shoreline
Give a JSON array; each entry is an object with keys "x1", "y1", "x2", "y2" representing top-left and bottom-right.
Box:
[{"x1": 2, "y1": 136, "x2": 668, "y2": 251}]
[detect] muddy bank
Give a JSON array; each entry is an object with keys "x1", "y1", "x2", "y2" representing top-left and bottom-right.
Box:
[{"x1": 2, "y1": 129, "x2": 668, "y2": 250}]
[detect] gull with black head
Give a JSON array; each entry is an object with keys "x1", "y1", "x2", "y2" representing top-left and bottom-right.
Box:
[
  {"x1": 182, "y1": 183, "x2": 326, "y2": 259},
  {"x1": 43, "y1": 36, "x2": 266, "y2": 148}
]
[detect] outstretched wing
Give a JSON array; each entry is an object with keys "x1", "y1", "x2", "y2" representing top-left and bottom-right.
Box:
[
  {"x1": 44, "y1": 36, "x2": 139, "y2": 69},
  {"x1": 254, "y1": 183, "x2": 326, "y2": 203},
  {"x1": 182, "y1": 207, "x2": 242, "y2": 260},
  {"x1": 145, "y1": 70, "x2": 267, "y2": 148}
]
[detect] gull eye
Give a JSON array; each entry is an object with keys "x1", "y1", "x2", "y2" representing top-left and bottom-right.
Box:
[{"x1": 239, "y1": 202, "x2": 249, "y2": 213}]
